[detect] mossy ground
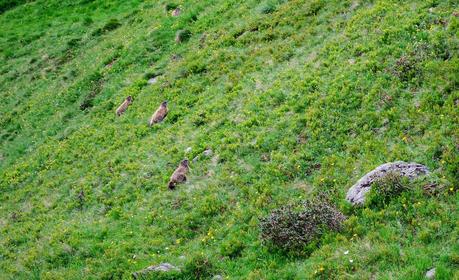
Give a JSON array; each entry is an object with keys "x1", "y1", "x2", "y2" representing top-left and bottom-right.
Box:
[{"x1": 0, "y1": 0, "x2": 458, "y2": 279}]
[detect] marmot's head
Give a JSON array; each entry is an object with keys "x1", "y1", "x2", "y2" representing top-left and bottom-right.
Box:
[
  {"x1": 126, "y1": 96, "x2": 133, "y2": 102},
  {"x1": 181, "y1": 159, "x2": 189, "y2": 167},
  {"x1": 161, "y1": 101, "x2": 168, "y2": 107}
]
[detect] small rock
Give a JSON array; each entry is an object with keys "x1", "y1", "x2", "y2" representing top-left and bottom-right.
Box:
[
  {"x1": 199, "y1": 33, "x2": 207, "y2": 47},
  {"x1": 425, "y1": 268, "x2": 436, "y2": 279},
  {"x1": 348, "y1": 58, "x2": 356, "y2": 65},
  {"x1": 185, "y1": 147, "x2": 192, "y2": 153},
  {"x1": 423, "y1": 183, "x2": 442, "y2": 196},
  {"x1": 192, "y1": 156, "x2": 200, "y2": 163},
  {"x1": 171, "y1": 54, "x2": 182, "y2": 61},
  {"x1": 261, "y1": 153, "x2": 270, "y2": 162},
  {"x1": 179, "y1": 255, "x2": 186, "y2": 260},
  {"x1": 147, "y1": 76, "x2": 158, "y2": 84},
  {"x1": 62, "y1": 243, "x2": 73, "y2": 254},
  {"x1": 171, "y1": 7, "x2": 181, "y2": 16},
  {"x1": 105, "y1": 60, "x2": 115, "y2": 68},
  {"x1": 206, "y1": 170, "x2": 215, "y2": 177},
  {"x1": 346, "y1": 161, "x2": 429, "y2": 205},
  {"x1": 350, "y1": 1, "x2": 359, "y2": 10},
  {"x1": 211, "y1": 155, "x2": 219, "y2": 166},
  {"x1": 203, "y1": 149, "x2": 213, "y2": 157},
  {"x1": 132, "y1": 263, "x2": 180, "y2": 279},
  {"x1": 212, "y1": 275, "x2": 223, "y2": 280}
]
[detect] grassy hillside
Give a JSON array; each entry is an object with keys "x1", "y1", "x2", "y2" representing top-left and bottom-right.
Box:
[{"x1": 0, "y1": 0, "x2": 458, "y2": 279}]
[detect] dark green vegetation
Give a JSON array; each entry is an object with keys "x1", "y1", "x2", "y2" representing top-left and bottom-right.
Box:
[
  {"x1": 0, "y1": 0, "x2": 458, "y2": 279},
  {"x1": 365, "y1": 171, "x2": 412, "y2": 208},
  {"x1": 260, "y1": 196, "x2": 346, "y2": 253}
]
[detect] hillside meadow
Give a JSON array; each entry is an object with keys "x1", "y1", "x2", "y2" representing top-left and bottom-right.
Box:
[{"x1": 0, "y1": 0, "x2": 458, "y2": 279}]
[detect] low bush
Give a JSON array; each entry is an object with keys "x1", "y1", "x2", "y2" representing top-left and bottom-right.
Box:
[
  {"x1": 92, "y1": 18, "x2": 121, "y2": 36},
  {"x1": 175, "y1": 29, "x2": 192, "y2": 43},
  {"x1": 183, "y1": 254, "x2": 215, "y2": 279},
  {"x1": 365, "y1": 172, "x2": 412, "y2": 208},
  {"x1": 164, "y1": 3, "x2": 178, "y2": 12},
  {"x1": 260, "y1": 197, "x2": 345, "y2": 252}
]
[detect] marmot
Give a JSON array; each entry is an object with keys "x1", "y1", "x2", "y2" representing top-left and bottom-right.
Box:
[
  {"x1": 168, "y1": 159, "x2": 189, "y2": 189},
  {"x1": 116, "y1": 96, "x2": 132, "y2": 116},
  {"x1": 149, "y1": 101, "x2": 168, "y2": 126}
]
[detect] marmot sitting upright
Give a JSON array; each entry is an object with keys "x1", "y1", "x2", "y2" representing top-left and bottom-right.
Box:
[
  {"x1": 168, "y1": 159, "x2": 189, "y2": 189},
  {"x1": 116, "y1": 96, "x2": 132, "y2": 116},
  {"x1": 149, "y1": 101, "x2": 168, "y2": 126}
]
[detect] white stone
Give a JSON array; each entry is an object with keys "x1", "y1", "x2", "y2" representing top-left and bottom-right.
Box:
[
  {"x1": 425, "y1": 268, "x2": 436, "y2": 279},
  {"x1": 147, "y1": 76, "x2": 158, "y2": 84},
  {"x1": 203, "y1": 149, "x2": 213, "y2": 157},
  {"x1": 132, "y1": 263, "x2": 180, "y2": 279}
]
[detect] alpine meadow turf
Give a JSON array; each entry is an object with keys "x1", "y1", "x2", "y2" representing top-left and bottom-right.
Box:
[{"x1": 0, "y1": 0, "x2": 458, "y2": 279}]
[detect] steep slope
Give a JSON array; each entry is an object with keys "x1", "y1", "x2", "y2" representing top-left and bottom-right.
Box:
[{"x1": 0, "y1": 0, "x2": 458, "y2": 279}]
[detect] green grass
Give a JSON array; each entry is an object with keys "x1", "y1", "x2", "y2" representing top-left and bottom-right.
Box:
[{"x1": 0, "y1": 0, "x2": 458, "y2": 279}]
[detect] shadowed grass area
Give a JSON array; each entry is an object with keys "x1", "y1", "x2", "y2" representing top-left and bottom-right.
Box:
[{"x1": 0, "y1": 0, "x2": 458, "y2": 279}]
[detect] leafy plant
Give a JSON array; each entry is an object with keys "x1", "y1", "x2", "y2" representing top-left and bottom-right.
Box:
[
  {"x1": 182, "y1": 254, "x2": 215, "y2": 279},
  {"x1": 365, "y1": 172, "x2": 412, "y2": 208},
  {"x1": 175, "y1": 29, "x2": 192, "y2": 43},
  {"x1": 260, "y1": 197, "x2": 346, "y2": 252},
  {"x1": 165, "y1": 3, "x2": 178, "y2": 12},
  {"x1": 92, "y1": 18, "x2": 121, "y2": 36}
]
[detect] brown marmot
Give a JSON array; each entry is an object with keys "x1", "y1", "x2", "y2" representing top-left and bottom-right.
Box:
[
  {"x1": 149, "y1": 101, "x2": 168, "y2": 126},
  {"x1": 116, "y1": 96, "x2": 132, "y2": 116},
  {"x1": 168, "y1": 159, "x2": 189, "y2": 189}
]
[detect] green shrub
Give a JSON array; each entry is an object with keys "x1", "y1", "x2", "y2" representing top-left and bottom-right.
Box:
[
  {"x1": 92, "y1": 18, "x2": 121, "y2": 36},
  {"x1": 259, "y1": 3, "x2": 276, "y2": 14},
  {"x1": 102, "y1": 18, "x2": 121, "y2": 32},
  {"x1": 175, "y1": 29, "x2": 192, "y2": 43},
  {"x1": 220, "y1": 235, "x2": 245, "y2": 258},
  {"x1": 183, "y1": 254, "x2": 215, "y2": 279},
  {"x1": 0, "y1": 0, "x2": 31, "y2": 14},
  {"x1": 366, "y1": 172, "x2": 412, "y2": 208},
  {"x1": 260, "y1": 197, "x2": 345, "y2": 252},
  {"x1": 164, "y1": 3, "x2": 178, "y2": 12}
]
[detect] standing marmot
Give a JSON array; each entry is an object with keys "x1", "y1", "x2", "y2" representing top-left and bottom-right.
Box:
[
  {"x1": 149, "y1": 101, "x2": 168, "y2": 126},
  {"x1": 116, "y1": 96, "x2": 132, "y2": 116},
  {"x1": 168, "y1": 159, "x2": 189, "y2": 189}
]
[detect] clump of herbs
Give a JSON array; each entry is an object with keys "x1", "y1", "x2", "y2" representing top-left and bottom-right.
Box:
[
  {"x1": 175, "y1": 29, "x2": 192, "y2": 43},
  {"x1": 366, "y1": 171, "x2": 412, "y2": 208},
  {"x1": 260, "y1": 196, "x2": 346, "y2": 252}
]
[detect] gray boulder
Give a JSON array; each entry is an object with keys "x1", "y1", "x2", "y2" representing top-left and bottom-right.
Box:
[
  {"x1": 346, "y1": 161, "x2": 429, "y2": 205},
  {"x1": 132, "y1": 263, "x2": 179, "y2": 279}
]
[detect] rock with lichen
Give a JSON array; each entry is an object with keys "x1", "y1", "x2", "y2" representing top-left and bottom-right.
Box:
[
  {"x1": 346, "y1": 161, "x2": 429, "y2": 205},
  {"x1": 132, "y1": 263, "x2": 180, "y2": 279}
]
